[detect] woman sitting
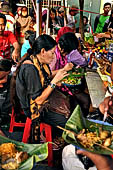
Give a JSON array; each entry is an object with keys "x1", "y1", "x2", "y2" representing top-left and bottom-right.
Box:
[
  {"x1": 50, "y1": 32, "x2": 90, "y2": 117},
  {"x1": 11, "y1": 34, "x2": 76, "y2": 143}
]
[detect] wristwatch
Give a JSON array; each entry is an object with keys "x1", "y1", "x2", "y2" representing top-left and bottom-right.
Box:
[{"x1": 50, "y1": 82, "x2": 56, "y2": 89}]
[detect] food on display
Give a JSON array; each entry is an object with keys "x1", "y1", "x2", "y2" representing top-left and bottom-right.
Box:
[
  {"x1": 62, "y1": 76, "x2": 81, "y2": 86},
  {"x1": 63, "y1": 105, "x2": 113, "y2": 154},
  {"x1": 77, "y1": 128, "x2": 113, "y2": 149},
  {"x1": 0, "y1": 143, "x2": 28, "y2": 169}
]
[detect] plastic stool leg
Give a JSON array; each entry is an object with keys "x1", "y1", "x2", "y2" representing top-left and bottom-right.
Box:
[
  {"x1": 22, "y1": 118, "x2": 32, "y2": 143},
  {"x1": 45, "y1": 124, "x2": 53, "y2": 167}
]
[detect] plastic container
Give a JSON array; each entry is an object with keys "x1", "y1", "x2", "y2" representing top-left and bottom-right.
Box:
[{"x1": 107, "y1": 43, "x2": 113, "y2": 62}]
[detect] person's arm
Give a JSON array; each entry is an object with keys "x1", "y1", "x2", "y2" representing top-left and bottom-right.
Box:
[
  {"x1": 76, "y1": 150, "x2": 113, "y2": 170},
  {"x1": 99, "y1": 96, "x2": 113, "y2": 115},
  {"x1": 51, "y1": 63, "x2": 74, "y2": 77},
  {"x1": 0, "y1": 72, "x2": 10, "y2": 88},
  {"x1": 0, "y1": 71, "x2": 10, "y2": 79},
  {"x1": 8, "y1": 31, "x2": 20, "y2": 62},
  {"x1": 12, "y1": 41, "x2": 20, "y2": 62},
  {"x1": 96, "y1": 32, "x2": 111, "y2": 39},
  {"x1": 68, "y1": 50, "x2": 87, "y2": 67},
  {"x1": 21, "y1": 41, "x2": 30, "y2": 58},
  {"x1": 35, "y1": 68, "x2": 69, "y2": 105},
  {"x1": 94, "y1": 15, "x2": 100, "y2": 32},
  {"x1": 23, "y1": 65, "x2": 69, "y2": 105}
]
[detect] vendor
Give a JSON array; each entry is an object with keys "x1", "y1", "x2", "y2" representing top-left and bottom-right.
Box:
[
  {"x1": 96, "y1": 10, "x2": 113, "y2": 39},
  {"x1": 103, "y1": 9, "x2": 113, "y2": 33}
]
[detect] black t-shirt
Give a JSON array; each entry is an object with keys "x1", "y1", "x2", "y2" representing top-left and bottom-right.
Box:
[
  {"x1": 0, "y1": 75, "x2": 12, "y2": 126},
  {"x1": 16, "y1": 64, "x2": 43, "y2": 117}
]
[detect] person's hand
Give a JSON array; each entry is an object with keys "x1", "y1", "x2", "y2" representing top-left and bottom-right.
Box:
[
  {"x1": 0, "y1": 71, "x2": 10, "y2": 79},
  {"x1": 108, "y1": 28, "x2": 113, "y2": 33},
  {"x1": 99, "y1": 96, "x2": 113, "y2": 115},
  {"x1": 63, "y1": 63, "x2": 74, "y2": 72},
  {"x1": 0, "y1": 75, "x2": 8, "y2": 87},
  {"x1": 76, "y1": 65, "x2": 80, "y2": 68},
  {"x1": 12, "y1": 49, "x2": 20, "y2": 63},
  {"x1": 0, "y1": 75, "x2": 7, "y2": 88},
  {"x1": 76, "y1": 149, "x2": 113, "y2": 170},
  {"x1": 51, "y1": 69, "x2": 69, "y2": 85},
  {"x1": 0, "y1": 71, "x2": 10, "y2": 88},
  {"x1": 96, "y1": 33, "x2": 105, "y2": 38}
]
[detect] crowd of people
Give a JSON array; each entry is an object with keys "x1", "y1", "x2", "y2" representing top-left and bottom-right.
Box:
[{"x1": 0, "y1": 1, "x2": 113, "y2": 170}]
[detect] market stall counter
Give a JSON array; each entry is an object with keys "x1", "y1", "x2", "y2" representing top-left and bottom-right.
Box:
[{"x1": 85, "y1": 71, "x2": 106, "y2": 108}]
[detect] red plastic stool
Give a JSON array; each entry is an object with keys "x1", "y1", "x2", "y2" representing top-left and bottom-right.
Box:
[
  {"x1": 9, "y1": 110, "x2": 53, "y2": 166},
  {"x1": 40, "y1": 123, "x2": 53, "y2": 167},
  {"x1": 22, "y1": 117, "x2": 32, "y2": 143},
  {"x1": 9, "y1": 107, "x2": 25, "y2": 133},
  {"x1": 9, "y1": 107, "x2": 32, "y2": 143}
]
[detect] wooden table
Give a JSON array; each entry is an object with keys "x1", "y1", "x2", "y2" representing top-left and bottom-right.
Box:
[{"x1": 86, "y1": 71, "x2": 106, "y2": 108}]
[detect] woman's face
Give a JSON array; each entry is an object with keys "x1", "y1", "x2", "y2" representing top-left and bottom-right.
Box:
[
  {"x1": 40, "y1": 46, "x2": 56, "y2": 64},
  {"x1": 58, "y1": 44, "x2": 68, "y2": 57},
  {"x1": 50, "y1": 11, "x2": 55, "y2": 20},
  {"x1": 21, "y1": 7, "x2": 28, "y2": 17},
  {"x1": 83, "y1": 18, "x2": 87, "y2": 25}
]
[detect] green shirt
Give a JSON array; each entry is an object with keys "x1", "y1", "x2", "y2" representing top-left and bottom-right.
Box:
[{"x1": 95, "y1": 15, "x2": 110, "y2": 33}]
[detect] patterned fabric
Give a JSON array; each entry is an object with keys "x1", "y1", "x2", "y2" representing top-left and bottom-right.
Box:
[
  {"x1": 67, "y1": 50, "x2": 87, "y2": 67},
  {"x1": 54, "y1": 46, "x2": 73, "y2": 95},
  {"x1": 30, "y1": 55, "x2": 51, "y2": 121},
  {"x1": 54, "y1": 46, "x2": 68, "y2": 70}
]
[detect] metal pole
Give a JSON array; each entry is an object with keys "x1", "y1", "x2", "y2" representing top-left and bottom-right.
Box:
[
  {"x1": 46, "y1": 0, "x2": 50, "y2": 34},
  {"x1": 26, "y1": 0, "x2": 27, "y2": 7},
  {"x1": 79, "y1": 0, "x2": 84, "y2": 40},
  {"x1": 36, "y1": 0, "x2": 40, "y2": 37},
  {"x1": 63, "y1": 0, "x2": 68, "y2": 25},
  {"x1": 28, "y1": 0, "x2": 29, "y2": 15}
]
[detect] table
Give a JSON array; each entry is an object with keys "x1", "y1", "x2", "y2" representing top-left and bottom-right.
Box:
[{"x1": 86, "y1": 71, "x2": 106, "y2": 108}]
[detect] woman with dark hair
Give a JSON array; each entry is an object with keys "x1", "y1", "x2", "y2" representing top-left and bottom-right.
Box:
[
  {"x1": 50, "y1": 32, "x2": 90, "y2": 117},
  {"x1": 16, "y1": 6, "x2": 32, "y2": 45},
  {"x1": 49, "y1": 8, "x2": 60, "y2": 34},
  {"x1": 50, "y1": 28, "x2": 76, "y2": 70},
  {"x1": 53, "y1": 32, "x2": 87, "y2": 70},
  {"x1": 11, "y1": 34, "x2": 74, "y2": 143},
  {"x1": 21, "y1": 30, "x2": 36, "y2": 57}
]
